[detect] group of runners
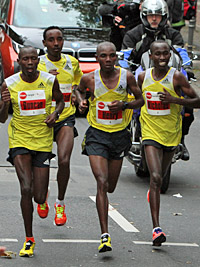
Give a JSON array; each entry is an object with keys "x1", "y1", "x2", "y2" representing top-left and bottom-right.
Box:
[{"x1": 0, "y1": 24, "x2": 199, "y2": 257}]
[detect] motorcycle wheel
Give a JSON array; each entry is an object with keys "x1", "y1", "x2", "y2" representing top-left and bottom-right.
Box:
[
  {"x1": 160, "y1": 165, "x2": 171, "y2": 194},
  {"x1": 133, "y1": 122, "x2": 149, "y2": 177},
  {"x1": 134, "y1": 151, "x2": 149, "y2": 177}
]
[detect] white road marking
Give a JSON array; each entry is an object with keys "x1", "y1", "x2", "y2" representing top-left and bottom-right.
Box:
[
  {"x1": 89, "y1": 196, "x2": 139, "y2": 233},
  {"x1": 0, "y1": 238, "x2": 18, "y2": 242},
  {"x1": 133, "y1": 241, "x2": 199, "y2": 247},
  {"x1": 43, "y1": 239, "x2": 99, "y2": 243}
]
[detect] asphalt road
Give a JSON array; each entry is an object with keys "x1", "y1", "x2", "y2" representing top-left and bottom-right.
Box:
[{"x1": 0, "y1": 110, "x2": 200, "y2": 267}]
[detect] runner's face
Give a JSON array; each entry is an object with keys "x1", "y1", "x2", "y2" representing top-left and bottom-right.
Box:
[
  {"x1": 18, "y1": 48, "x2": 39, "y2": 76},
  {"x1": 150, "y1": 44, "x2": 171, "y2": 68},
  {"x1": 96, "y1": 47, "x2": 117, "y2": 71},
  {"x1": 43, "y1": 29, "x2": 64, "y2": 57},
  {"x1": 147, "y1": 14, "x2": 162, "y2": 28}
]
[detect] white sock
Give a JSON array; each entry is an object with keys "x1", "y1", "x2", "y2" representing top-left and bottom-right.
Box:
[
  {"x1": 152, "y1": 227, "x2": 161, "y2": 233},
  {"x1": 101, "y1": 233, "x2": 110, "y2": 238},
  {"x1": 56, "y1": 199, "x2": 64, "y2": 206}
]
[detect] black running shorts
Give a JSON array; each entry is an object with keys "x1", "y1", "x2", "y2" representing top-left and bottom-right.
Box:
[
  {"x1": 7, "y1": 147, "x2": 55, "y2": 167},
  {"x1": 142, "y1": 139, "x2": 177, "y2": 152},
  {"x1": 82, "y1": 126, "x2": 132, "y2": 160},
  {"x1": 54, "y1": 114, "x2": 78, "y2": 141}
]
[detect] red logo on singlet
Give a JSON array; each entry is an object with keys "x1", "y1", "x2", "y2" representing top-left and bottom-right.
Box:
[
  {"x1": 98, "y1": 102, "x2": 105, "y2": 109},
  {"x1": 19, "y1": 92, "x2": 27, "y2": 99},
  {"x1": 146, "y1": 92, "x2": 152, "y2": 99}
]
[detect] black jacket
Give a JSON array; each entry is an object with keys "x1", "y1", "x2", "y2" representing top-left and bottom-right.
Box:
[{"x1": 122, "y1": 24, "x2": 184, "y2": 64}]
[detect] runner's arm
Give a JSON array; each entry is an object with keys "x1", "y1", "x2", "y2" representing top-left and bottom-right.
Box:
[
  {"x1": 159, "y1": 72, "x2": 200, "y2": 108},
  {"x1": 0, "y1": 82, "x2": 11, "y2": 123},
  {"x1": 75, "y1": 74, "x2": 91, "y2": 114},
  {"x1": 44, "y1": 78, "x2": 64, "y2": 127}
]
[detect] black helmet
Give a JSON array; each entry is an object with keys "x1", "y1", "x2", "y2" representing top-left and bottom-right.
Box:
[{"x1": 140, "y1": 0, "x2": 169, "y2": 32}]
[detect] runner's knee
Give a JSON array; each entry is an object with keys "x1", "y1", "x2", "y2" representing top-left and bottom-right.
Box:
[
  {"x1": 150, "y1": 172, "x2": 162, "y2": 188},
  {"x1": 97, "y1": 176, "x2": 109, "y2": 192},
  {"x1": 21, "y1": 185, "x2": 32, "y2": 198},
  {"x1": 58, "y1": 157, "x2": 70, "y2": 169},
  {"x1": 34, "y1": 194, "x2": 46, "y2": 204}
]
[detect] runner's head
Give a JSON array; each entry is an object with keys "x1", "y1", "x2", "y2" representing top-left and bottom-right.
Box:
[
  {"x1": 150, "y1": 40, "x2": 171, "y2": 68},
  {"x1": 17, "y1": 46, "x2": 39, "y2": 77},
  {"x1": 96, "y1": 42, "x2": 117, "y2": 72},
  {"x1": 43, "y1": 26, "x2": 64, "y2": 58}
]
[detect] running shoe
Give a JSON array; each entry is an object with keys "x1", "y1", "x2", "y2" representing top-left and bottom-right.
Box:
[
  {"x1": 98, "y1": 234, "x2": 112, "y2": 253},
  {"x1": 37, "y1": 201, "x2": 49, "y2": 218},
  {"x1": 152, "y1": 227, "x2": 166, "y2": 246},
  {"x1": 147, "y1": 189, "x2": 150, "y2": 203},
  {"x1": 19, "y1": 240, "x2": 35, "y2": 257},
  {"x1": 54, "y1": 204, "x2": 67, "y2": 226}
]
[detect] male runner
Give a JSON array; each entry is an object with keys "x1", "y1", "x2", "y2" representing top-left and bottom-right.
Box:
[
  {"x1": 75, "y1": 41, "x2": 144, "y2": 252},
  {"x1": 37, "y1": 26, "x2": 83, "y2": 226},
  {"x1": 0, "y1": 46, "x2": 64, "y2": 257},
  {"x1": 138, "y1": 40, "x2": 200, "y2": 246}
]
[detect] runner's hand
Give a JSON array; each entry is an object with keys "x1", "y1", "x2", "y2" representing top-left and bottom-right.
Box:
[
  {"x1": 44, "y1": 112, "x2": 58, "y2": 128},
  {"x1": 49, "y1": 69, "x2": 59, "y2": 76},
  {"x1": 78, "y1": 99, "x2": 88, "y2": 114},
  {"x1": 108, "y1": 100, "x2": 123, "y2": 113},
  {"x1": 1, "y1": 88, "x2": 10, "y2": 104},
  {"x1": 158, "y1": 89, "x2": 173, "y2": 103}
]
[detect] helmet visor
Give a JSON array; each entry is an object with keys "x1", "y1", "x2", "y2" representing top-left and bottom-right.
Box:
[{"x1": 141, "y1": 0, "x2": 168, "y2": 16}]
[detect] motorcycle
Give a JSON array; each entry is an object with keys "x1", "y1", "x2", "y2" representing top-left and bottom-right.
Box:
[{"x1": 117, "y1": 48, "x2": 196, "y2": 193}]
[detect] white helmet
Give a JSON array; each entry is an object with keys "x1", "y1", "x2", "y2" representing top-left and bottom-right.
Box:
[{"x1": 140, "y1": 0, "x2": 169, "y2": 31}]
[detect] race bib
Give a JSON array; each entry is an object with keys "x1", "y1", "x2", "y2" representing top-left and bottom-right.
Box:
[
  {"x1": 145, "y1": 91, "x2": 170, "y2": 115},
  {"x1": 18, "y1": 90, "x2": 46, "y2": 116},
  {"x1": 52, "y1": 84, "x2": 72, "y2": 108},
  {"x1": 96, "y1": 101, "x2": 122, "y2": 125}
]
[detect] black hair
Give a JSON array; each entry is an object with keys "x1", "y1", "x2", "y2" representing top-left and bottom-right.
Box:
[
  {"x1": 18, "y1": 46, "x2": 37, "y2": 59},
  {"x1": 96, "y1": 41, "x2": 116, "y2": 55},
  {"x1": 150, "y1": 40, "x2": 170, "y2": 54},
  {"x1": 43, "y1": 26, "x2": 63, "y2": 40}
]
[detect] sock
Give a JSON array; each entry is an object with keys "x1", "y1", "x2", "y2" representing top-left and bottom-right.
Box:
[
  {"x1": 26, "y1": 237, "x2": 35, "y2": 243},
  {"x1": 101, "y1": 233, "x2": 110, "y2": 238},
  {"x1": 56, "y1": 199, "x2": 64, "y2": 206},
  {"x1": 152, "y1": 227, "x2": 161, "y2": 233}
]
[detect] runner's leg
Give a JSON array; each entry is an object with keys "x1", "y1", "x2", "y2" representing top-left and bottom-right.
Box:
[{"x1": 14, "y1": 154, "x2": 33, "y2": 237}]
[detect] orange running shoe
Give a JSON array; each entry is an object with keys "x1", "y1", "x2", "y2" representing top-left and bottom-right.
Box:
[
  {"x1": 37, "y1": 201, "x2": 49, "y2": 219},
  {"x1": 54, "y1": 204, "x2": 67, "y2": 226},
  {"x1": 152, "y1": 227, "x2": 166, "y2": 246},
  {"x1": 147, "y1": 189, "x2": 150, "y2": 203}
]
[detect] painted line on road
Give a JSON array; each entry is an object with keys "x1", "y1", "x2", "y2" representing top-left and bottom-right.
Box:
[
  {"x1": 43, "y1": 239, "x2": 99, "y2": 243},
  {"x1": 133, "y1": 241, "x2": 199, "y2": 247},
  {"x1": 0, "y1": 238, "x2": 18, "y2": 242},
  {"x1": 89, "y1": 196, "x2": 139, "y2": 233}
]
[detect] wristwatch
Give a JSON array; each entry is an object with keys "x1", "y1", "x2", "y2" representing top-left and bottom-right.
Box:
[
  {"x1": 122, "y1": 101, "x2": 129, "y2": 110},
  {"x1": 55, "y1": 110, "x2": 60, "y2": 120}
]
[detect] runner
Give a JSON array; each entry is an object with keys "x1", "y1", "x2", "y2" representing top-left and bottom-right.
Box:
[
  {"x1": 75, "y1": 41, "x2": 144, "y2": 252},
  {"x1": 138, "y1": 40, "x2": 200, "y2": 246},
  {"x1": 0, "y1": 46, "x2": 64, "y2": 257},
  {"x1": 37, "y1": 26, "x2": 83, "y2": 226}
]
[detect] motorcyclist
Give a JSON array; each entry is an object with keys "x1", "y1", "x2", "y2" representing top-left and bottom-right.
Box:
[
  {"x1": 98, "y1": 0, "x2": 141, "y2": 51},
  {"x1": 121, "y1": 0, "x2": 194, "y2": 160}
]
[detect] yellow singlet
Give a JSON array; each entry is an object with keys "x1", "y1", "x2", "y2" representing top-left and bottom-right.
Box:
[
  {"x1": 38, "y1": 54, "x2": 83, "y2": 122},
  {"x1": 87, "y1": 67, "x2": 134, "y2": 133},
  {"x1": 5, "y1": 71, "x2": 55, "y2": 152},
  {"x1": 140, "y1": 67, "x2": 182, "y2": 146}
]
